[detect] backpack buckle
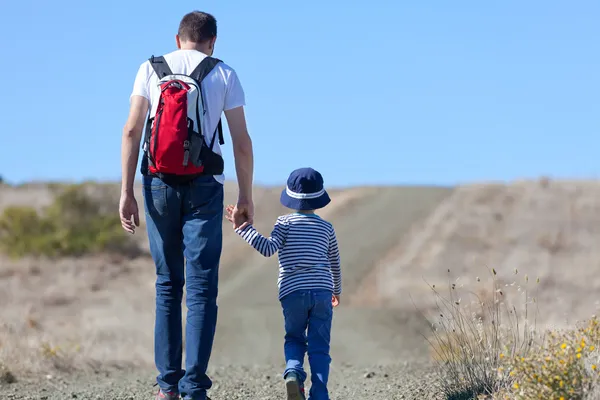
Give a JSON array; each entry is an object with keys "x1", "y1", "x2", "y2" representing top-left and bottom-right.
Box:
[{"x1": 183, "y1": 140, "x2": 190, "y2": 167}]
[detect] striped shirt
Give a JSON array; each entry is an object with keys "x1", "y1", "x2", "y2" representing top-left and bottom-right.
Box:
[{"x1": 235, "y1": 213, "x2": 342, "y2": 300}]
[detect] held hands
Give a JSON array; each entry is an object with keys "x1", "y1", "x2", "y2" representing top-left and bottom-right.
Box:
[
  {"x1": 225, "y1": 202, "x2": 338, "y2": 306},
  {"x1": 225, "y1": 202, "x2": 254, "y2": 230}
]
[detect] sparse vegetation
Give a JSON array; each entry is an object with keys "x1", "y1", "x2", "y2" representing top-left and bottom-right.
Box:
[
  {"x1": 497, "y1": 317, "x2": 600, "y2": 400},
  {"x1": 2, "y1": 179, "x2": 600, "y2": 398},
  {"x1": 418, "y1": 268, "x2": 538, "y2": 399},
  {"x1": 420, "y1": 269, "x2": 600, "y2": 399},
  {"x1": 0, "y1": 362, "x2": 16, "y2": 384},
  {"x1": 0, "y1": 184, "x2": 138, "y2": 258},
  {"x1": 38, "y1": 340, "x2": 81, "y2": 373}
]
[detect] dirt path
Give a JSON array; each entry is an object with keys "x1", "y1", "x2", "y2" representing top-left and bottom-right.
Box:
[{"x1": 4, "y1": 363, "x2": 442, "y2": 400}]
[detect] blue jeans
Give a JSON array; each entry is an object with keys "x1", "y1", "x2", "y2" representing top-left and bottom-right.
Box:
[
  {"x1": 281, "y1": 289, "x2": 333, "y2": 400},
  {"x1": 143, "y1": 175, "x2": 223, "y2": 400}
]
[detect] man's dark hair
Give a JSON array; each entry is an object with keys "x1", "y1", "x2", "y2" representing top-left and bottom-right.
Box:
[{"x1": 178, "y1": 11, "x2": 217, "y2": 43}]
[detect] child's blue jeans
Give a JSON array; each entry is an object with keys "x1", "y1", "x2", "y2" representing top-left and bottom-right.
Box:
[{"x1": 280, "y1": 289, "x2": 333, "y2": 400}]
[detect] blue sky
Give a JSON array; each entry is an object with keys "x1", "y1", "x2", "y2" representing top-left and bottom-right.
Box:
[{"x1": 0, "y1": 0, "x2": 598, "y2": 187}]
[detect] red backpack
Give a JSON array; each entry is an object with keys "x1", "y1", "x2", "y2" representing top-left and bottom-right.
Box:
[{"x1": 142, "y1": 55, "x2": 225, "y2": 181}]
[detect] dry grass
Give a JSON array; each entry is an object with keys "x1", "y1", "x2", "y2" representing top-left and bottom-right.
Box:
[
  {"x1": 0, "y1": 255, "x2": 156, "y2": 379},
  {"x1": 419, "y1": 268, "x2": 600, "y2": 400},
  {"x1": 416, "y1": 268, "x2": 539, "y2": 399}
]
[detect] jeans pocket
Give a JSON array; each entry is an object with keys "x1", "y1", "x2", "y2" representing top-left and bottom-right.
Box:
[
  {"x1": 143, "y1": 184, "x2": 168, "y2": 217},
  {"x1": 189, "y1": 179, "x2": 224, "y2": 215},
  {"x1": 281, "y1": 291, "x2": 308, "y2": 328},
  {"x1": 313, "y1": 294, "x2": 333, "y2": 320}
]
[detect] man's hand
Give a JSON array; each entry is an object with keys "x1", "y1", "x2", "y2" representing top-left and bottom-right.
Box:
[
  {"x1": 119, "y1": 193, "x2": 140, "y2": 234},
  {"x1": 225, "y1": 202, "x2": 254, "y2": 230},
  {"x1": 332, "y1": 295, "x2": 341, "y2": 308}
]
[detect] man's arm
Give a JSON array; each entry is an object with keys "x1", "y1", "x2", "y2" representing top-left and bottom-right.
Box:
[
  {"x1": 121, "y1": 95, "x2": 148, "y2": 195},
  {"x1": 225, "y1": 106, "x2": 254, "y2": 227},
  {"x1": 119, "y1": 95, "x2": 148, "y2": 234},
  {"x1": 225, "y1": 106, "x2": 253, "y2": 203}
]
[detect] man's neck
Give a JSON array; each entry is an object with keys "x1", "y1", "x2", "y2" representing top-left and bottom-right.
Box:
[{"x1": 179, "y1": 43, "x2": 210, "y2": 55}]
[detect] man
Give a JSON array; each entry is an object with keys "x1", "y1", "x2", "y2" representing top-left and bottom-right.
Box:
[{"x1": 119, "y1": 11, "x2": 254, "y2": 400}]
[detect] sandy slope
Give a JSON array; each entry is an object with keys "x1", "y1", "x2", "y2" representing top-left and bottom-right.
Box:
[
  {"x1": 4, "y1": 178, "x2": 600, "y2": 398},
  {"x1": 0, "y1": 182, "x2": 450, "y2": 384},
  {"x1": 356, "y1": 178, "x2": 600, "y2": 330}
]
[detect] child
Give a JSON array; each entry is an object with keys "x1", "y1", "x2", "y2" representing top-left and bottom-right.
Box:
[{"x1": 225, "y1": 167, "x2": 341, "y2": 400}]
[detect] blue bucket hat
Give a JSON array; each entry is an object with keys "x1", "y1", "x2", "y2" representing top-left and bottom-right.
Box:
[{"x1": 280, "y1": 167, "x2": 331, "y2": 211}]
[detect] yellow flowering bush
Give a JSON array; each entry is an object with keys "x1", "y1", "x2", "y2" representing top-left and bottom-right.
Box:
[
  {"x1": 497, "y1": 317, "x2": 600, "y2": 400},
  {"x1": 423, "y1": 267, "x2": 600, "y2": 399}
]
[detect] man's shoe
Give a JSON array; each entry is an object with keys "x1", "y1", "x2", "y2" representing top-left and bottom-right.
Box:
[
  {"x1": 156, "y1": 388, "x2": 180, "y2": 400},
  {"x1": 285, "y1": 371, "x2": 306, "y2": 400}
]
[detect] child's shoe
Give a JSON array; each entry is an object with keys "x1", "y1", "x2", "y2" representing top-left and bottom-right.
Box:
[
  {"x1": 156, "y1": 388, "x2": 180, "y2": 400},
  {"x1": 285, "y1": 371, "x2": 306, "y2": 400}
]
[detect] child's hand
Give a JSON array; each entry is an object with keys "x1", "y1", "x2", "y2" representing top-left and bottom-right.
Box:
[
  {"x1": 224, "y1": 204, "x2": 235, "y2": 227},
  {"x1": 225, "y1": 203, "x2": 253, "y2": 230},
  {"x1": 332, "y1": 295, "x2": 340, "y2": 308}
]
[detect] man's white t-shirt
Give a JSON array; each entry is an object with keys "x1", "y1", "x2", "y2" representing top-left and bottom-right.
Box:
[{"x1": 130, "y1": 49, "x2": 246, "y2": 184}]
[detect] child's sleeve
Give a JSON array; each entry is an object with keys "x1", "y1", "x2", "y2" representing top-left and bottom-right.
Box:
[
  {"x1": 235, "y1": 216, "x2": 288, "y2": 257},
  {"x1": 328, "y1": 225, "x2": 342, "y2": 295}
]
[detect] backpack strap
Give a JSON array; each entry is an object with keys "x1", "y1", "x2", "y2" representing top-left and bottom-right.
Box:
[
  {"x1": 143, "y1": 55, "x2": 172, "y2": 157},
  {"x1": 149, "y1": 55, "x2": 173, "y2": 79},
  {"x1": 190, "y1": 57, "x2": 225, "y2": 147},
  {"x1": 208, "y1": 120, "x2": 224, "y2": 150},
  {"x1": 189, "y1": 56, "x2": 222, "y2": 82}
]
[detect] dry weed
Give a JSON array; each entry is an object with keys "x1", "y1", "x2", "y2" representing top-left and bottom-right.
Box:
[
  {"x1": 416, "y1": 267, "x2": 600, "y2": 399},
  {"x1": 39, "y1": 340, "x2": 80, "y2": 373},
  {"x1": 415, "y1": 268, "x2": 539, "y2": 399}
]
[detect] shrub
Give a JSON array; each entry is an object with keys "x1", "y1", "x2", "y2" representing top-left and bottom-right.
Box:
[
  {"x1": 417, "y1": 268, "x2": 538, "y2": 399},
  {"x1": 419, "y1": 268, "x2": 600, "y2": 400},
  {"x1": 498, "y1": 317, "x2": 600, "y2": 400},
  {"x1": 0, "y1": 206, "x2": 58, "y2": 257},
  {"x1": 38, "y1": 340, "x2": 79, "y2": 373},
  {"x1": 0, "y1": 362, "x2": 16, "y2": 384},
  {"x1": 0, "y1": 184, "x2": 138, "y2": 258}
]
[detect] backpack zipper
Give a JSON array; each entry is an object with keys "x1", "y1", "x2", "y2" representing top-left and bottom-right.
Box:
[{"x1": 186, "y1": 82, "x2": 202, "y2": 169}]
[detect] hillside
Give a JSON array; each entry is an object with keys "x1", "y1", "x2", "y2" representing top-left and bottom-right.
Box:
[
  {"x1": 0, "y1": 181, "x2": 451, "y2": 373},
  {"x1": 356, "y1": 178, "x2": 600, "y2": 330},
  {"x1": 2, "y1": 178, "x2": 600, "y2": 399}
]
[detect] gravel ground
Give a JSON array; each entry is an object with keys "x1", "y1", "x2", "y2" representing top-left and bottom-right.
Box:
[{"x1": 2, "y1": 363, "x2": 443, "y2": 400}]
